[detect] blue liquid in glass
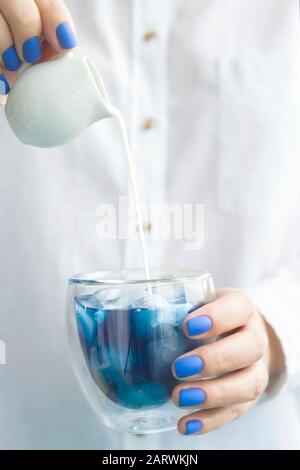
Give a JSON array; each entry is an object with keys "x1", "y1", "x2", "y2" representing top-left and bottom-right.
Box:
[{"x1": 75, "y1": 293, "x2": 202, "y2": 410}]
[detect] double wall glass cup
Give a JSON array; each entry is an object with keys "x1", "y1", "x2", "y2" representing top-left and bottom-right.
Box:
[{"x1": 66, "y1": 269, "x2": 215, "y2": 434}]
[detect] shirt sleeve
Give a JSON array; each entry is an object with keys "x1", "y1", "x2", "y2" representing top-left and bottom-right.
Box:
[{"x1": 245, "y1": 256, "x2": 300, "y2": 390}]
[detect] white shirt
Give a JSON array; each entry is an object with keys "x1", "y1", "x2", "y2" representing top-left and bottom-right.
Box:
[{"x1": 1, "y1": 0, "x2": 300, "y2": 450}]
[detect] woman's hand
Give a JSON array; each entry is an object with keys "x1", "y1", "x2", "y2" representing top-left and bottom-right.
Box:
[
  {"x1": 0, "y1": 0, "x2": 77, "y2": 96},
  {"x1": 172, "y1": 289, "x2": 285, "y2": 435}
]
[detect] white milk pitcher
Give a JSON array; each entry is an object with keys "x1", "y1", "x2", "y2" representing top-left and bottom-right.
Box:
[{"x1": 5, "y1": 54, "x2": 114, "y2": 148}]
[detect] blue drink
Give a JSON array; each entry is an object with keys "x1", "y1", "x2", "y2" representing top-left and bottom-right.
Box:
[{"x1": 75, "y1": 292, "x2": 202, "y2": 410}]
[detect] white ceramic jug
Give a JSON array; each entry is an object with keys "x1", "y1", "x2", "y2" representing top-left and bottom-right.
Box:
[{"x1": 5, "y1": 54, "x2": 114, "y2": 148}]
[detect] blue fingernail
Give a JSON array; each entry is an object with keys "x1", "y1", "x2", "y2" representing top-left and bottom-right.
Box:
[
  {"x1": 174, "y1": 355, "x2": 204, "y2": 379},
  {"x1": 0, "y1": 75, "x2": 10, "y2": 95},
  {"x1": 22, "y1": 36, "x2": 41, "y2": 63},
  {"x1": 185, "y1": 419, "x2": 203, "y2": 435},
  {"x1": 2, "y1": 46, "x2": 21, "y2": 71},
  {"x1": 179, "y1": 388, "x2": 206, "y2": 407},
  {"x1": 56, "y1": 22, "x2": 77, "y2": 49},
  {"x1": 187, "y1": 315, "x2": 213, "y2": 336}
]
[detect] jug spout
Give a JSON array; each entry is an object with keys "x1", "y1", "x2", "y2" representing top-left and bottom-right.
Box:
[{"x1": 84, "y1": 57, "x2": 114, "y2": 120}]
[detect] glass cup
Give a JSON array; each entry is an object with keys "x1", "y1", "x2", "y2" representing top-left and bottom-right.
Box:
[{"x1": 66, "y1": 269, "x2": 215, "y2": 434}]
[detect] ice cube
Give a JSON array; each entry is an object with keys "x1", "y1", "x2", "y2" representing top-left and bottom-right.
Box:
[
  {"x1": 132, "y1": 294, "x2": 169, "y2": 310},
  {"x1": 130, "y1": 294, "x2": 175, "y2": 338},
  {"x1": 146, "y1": 325, "x2": 188, "y2": 377},
  {"x1": 95, "y1": 287, "x2": 121, "y2": 304},
  {"x1": 184, "y1": 283, "x2": 204, "y2": 307},
  {"x1": 95, "y1": 286, "x2": 146, "y2": 312},
  {"x1": 153, "y1": 280, "x2": 187, "y2": 305},
  {"x1": 174, "y1": 302, "x2": 194, "y2": 326},
  {"x1": 75, "y1": 294, "x2": 105, "y2": 347}
]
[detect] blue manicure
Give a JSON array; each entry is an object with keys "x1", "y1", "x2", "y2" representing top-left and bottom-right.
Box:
[
  {"x1": 187, "y1": 315, "x2": 213, "y2": 336},
  {"x1": 174, "y1": 355, "x2": 204, "y2": 379},
  {"x1": 23, "y1": 36, "x2": 41, "y2": 63},
  {"x1": 185, "y1": 419, "x2": 203, "y2": 435},
  {"x1": 56, "y1": 22, "x2": 77, "y2": 49},
  {"x1": 2, "y1": 46, "x2": 21, "y2": 71},
  {"x1": 179, "y1": 388, "x2": 206, "y2": 407},
  {"x1": 0, "y1": 75, "x2": 10, "y2": 95}
]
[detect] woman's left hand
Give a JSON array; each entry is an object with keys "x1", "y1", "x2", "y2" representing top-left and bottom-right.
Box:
[{"x1": 172, "y1": 289, "x2": 285, "y2": 435}]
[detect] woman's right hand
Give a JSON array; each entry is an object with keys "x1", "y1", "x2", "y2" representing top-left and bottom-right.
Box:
[{"x1": 0, "y1": 0, "x2": 77, "y2": 96}]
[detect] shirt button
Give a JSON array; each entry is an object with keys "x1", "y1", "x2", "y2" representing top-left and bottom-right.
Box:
[
  {"x1": 141, "y1": 118, "x2": 156, "y2": 131},
  {"x1": 143, "y1": 29, "x2": 157, "y2": 42},
  {"x1": 136, "y1": 221, "x2": 152, "y2": 233}
]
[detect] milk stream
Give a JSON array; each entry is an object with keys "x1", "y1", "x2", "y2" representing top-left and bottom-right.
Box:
[{"x1": 111, "y1": 108, "x2": 152, "y2": 289}]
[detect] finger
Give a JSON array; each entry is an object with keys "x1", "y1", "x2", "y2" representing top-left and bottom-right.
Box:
[
  {"x1": 183, "y1": 290, "x2": 255, "y2": 340},
  {"x1": 35, "y1": 0, "x2": 77, "y2": 53},
  {"x1": 0, "y1": 11, "x2": 22, "y2": 71},
  {"x1": 0, "y1": 55, "x2": 13, "y2": 98},
  {"x1": 177, "y1": 401, "x2": 255, "y2": 435},
  {"x1": 0, "y1": 0, "x2": 42, "y2": 64},
  {"x1": 37, "y1": 40, "x2": 59, "y2": 63},
  {"x1": 173, "y1": 325, "x2": 268, "y2": 379},
  {"x1": 0, "y1": 66, "x2": 10, "y2": 99},
  {"x1": 172, "y1": 361, "x2": 269, "y2": 410}
]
